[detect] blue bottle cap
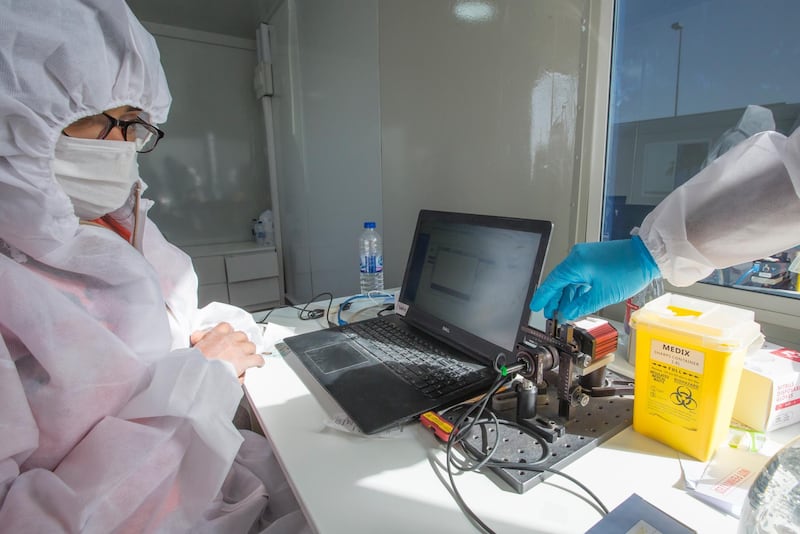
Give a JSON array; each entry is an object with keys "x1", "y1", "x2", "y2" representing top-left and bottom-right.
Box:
[{"x1": 364, "y1": 221, "x2": 376, "y2": 229}]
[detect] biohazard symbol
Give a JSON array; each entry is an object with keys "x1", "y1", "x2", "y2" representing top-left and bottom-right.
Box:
[{"x1": 670, "y1": 385, "x2": 697, "y2": 410}]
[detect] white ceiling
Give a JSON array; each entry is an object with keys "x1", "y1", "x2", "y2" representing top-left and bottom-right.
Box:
[{"x1": 127, "y1": 0, "x2": 283, "y2": 39}]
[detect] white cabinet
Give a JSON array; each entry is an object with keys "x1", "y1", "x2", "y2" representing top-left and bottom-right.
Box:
[{"x1": 182, "y1": 242, "x2": 283, "y2": 312}]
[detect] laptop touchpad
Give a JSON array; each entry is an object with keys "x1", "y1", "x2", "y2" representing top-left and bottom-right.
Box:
[{"x1": 306, "y1": 342, "x2": 369, "y2": 374}]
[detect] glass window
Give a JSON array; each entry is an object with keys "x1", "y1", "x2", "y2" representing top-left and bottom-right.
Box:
[{"x1": 603, "y1": 0, "x2": 800, "y2": 300}]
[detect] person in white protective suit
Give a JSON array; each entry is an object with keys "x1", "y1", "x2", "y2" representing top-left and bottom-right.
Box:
[
  {"x1": 530, "y1": 125, "x2": 800, "y2": 321},
  {"x1": 702, "y1": 104, "x2": 776, "y2": 169},
  {"x1": 0, "y1": 1, "x2": 309, "y2": 532}
]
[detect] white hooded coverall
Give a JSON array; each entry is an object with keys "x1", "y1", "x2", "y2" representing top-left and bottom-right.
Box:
[
  {"x1": 0, "y1": 1, "x2": 305, "y2": 532},
  {"x1": 638, "y1": 127, "x2": 800, "y2": 287}
]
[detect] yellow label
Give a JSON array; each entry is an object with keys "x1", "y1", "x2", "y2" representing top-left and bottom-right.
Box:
[
  {"x1": 646, "y1": 339, "x2": 705, "y2": 430},
  {"x1": 666, "y1": 305, "x2": 703, "y2": 317}
]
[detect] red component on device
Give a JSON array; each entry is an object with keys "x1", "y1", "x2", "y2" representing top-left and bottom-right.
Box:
[
  {"x1": 574, "y1": 319, "x2": 618, "y2": 359},
  {"x1": 419, "y1": 411, "x2": 453, "y2": 442}
]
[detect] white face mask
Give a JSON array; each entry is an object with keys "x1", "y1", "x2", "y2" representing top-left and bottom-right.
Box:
[{"x1": 53, "y1": 135, "x2": 141, "y2": 220}]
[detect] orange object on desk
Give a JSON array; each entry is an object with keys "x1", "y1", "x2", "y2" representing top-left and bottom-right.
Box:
[{"x1": 419, "y1": 411, "x2": 453, "y2": 442}]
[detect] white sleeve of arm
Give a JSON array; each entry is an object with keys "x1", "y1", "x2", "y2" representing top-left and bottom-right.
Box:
[
  {"x1": 193, "y1": 301, "x2": 269, "y2": 354},
  {"x1": 0, "y1": 345, "x2": 244, "y2": 533},
  {"x1": 638, "y1": 129, "x2": 800, "y2": 287},
  {"x1": 116, "y1": 348, "x2": 243, "y2": 456}
]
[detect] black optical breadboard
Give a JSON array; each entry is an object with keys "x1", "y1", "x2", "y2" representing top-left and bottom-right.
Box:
[{"x1": 459, "y1": 373, "x2": 633, "y2": 494}]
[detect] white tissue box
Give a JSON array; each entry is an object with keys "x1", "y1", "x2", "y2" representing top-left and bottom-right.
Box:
[{"x1": 732, "y1": 342, "x2": 800, "y2": 432}]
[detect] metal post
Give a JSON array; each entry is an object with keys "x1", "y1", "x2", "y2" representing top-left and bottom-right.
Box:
[{"x1": 671, "y1": 22, "x2": 683, "y2": 116}]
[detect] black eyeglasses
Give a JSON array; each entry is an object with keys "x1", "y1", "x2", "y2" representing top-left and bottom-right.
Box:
[
  {"x1": 98, "y1": 112, "x2": 165, "y2": 153},
  {"x1": 63, "y1": 111, "x2": 166, "y2": 153}
]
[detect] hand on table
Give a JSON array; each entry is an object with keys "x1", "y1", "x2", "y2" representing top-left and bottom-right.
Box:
[{"x1": 191, "y1": 322, "x2": 264, "y2": 383}]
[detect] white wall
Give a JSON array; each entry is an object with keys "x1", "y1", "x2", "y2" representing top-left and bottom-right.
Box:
[
  {"x1": 269, "y1": 0, "x2": 382, "y2": 302},
  {"x1": 379, "y1": 0, "x2": 591, "y2": 288},
  {"x1": 138, "y1": 24, "x2": 271, "y2": 247},
  {"x1": 267, "y1": 0, "x2": 600, "y2": 298}
]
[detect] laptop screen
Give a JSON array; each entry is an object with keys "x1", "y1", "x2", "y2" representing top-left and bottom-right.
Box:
[{"x1": 400, "y1": 211, "x2": 551, "y2": 354}]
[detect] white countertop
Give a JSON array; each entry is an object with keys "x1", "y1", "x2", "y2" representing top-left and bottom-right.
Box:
[
  {"x1": 245, "y1": 301, "x2": 798, "y2": 533},
  {"x1": 180, "y1": 241, "x2": 275, "y2": 257}
]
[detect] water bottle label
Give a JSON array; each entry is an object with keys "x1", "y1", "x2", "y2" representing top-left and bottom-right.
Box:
[{"x1": 360, "y1": 255, "x2": 383, "y2": 274}]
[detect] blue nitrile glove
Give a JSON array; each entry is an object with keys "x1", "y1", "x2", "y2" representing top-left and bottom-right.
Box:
[{"x1": 529, "y1": 236, "x2": 661, "y2": 322}]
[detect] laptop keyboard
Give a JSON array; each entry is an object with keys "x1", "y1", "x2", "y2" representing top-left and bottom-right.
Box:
[{"x1": 343, "y1": 320, "x2": 489, "y2": 399}]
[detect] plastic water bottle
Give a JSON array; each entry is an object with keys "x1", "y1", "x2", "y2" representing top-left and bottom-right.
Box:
[
  {"x1": 738, "y1": 436, "x2": 800, "y2": 533},
  {"x1": 359, "y1": 221, "x2": 384, "y2": 293},
  {"x1": 254, "y1": 219, "x2": 267, "y2": 246},
  {"x1": 259, "y1": 209, "x2": 275, "y2": 246}
]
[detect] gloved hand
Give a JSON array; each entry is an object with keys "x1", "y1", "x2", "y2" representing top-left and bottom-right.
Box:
[{"x1": 529, "y1": 236, "x2": 661, "y2": 321}]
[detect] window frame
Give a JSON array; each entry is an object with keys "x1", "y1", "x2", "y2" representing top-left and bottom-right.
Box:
[{"x1": 577, "y1": 0, "x2": 800, "y2": 347}]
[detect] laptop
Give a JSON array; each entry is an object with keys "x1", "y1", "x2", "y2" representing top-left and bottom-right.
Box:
[{"x1": 282, "y1": 210, "x2": 552, "y2": 434}]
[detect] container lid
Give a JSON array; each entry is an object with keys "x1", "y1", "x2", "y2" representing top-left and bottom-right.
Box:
[
  {"x1": 630, "y1": 293, "x2": 762, "y2": 351},
  {"x1": 364, "y1": 221, "x2": 376, "y2": 229}
]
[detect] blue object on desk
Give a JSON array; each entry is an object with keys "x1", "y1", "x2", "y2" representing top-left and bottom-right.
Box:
[{"x1": 336, "y1": 293, "x2": 394, "y2": 326}]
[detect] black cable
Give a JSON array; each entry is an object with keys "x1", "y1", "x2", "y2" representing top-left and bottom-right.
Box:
[
  {"x1": 484, "y1": 461, "x2": 609, "y2": 515},
  {"x1": 443, "y1": 374, "x2": 509, "y2": 534},
  {"x1": 459, "y1": 411, "x2": 501, "y2": 472},
  {"x1": 490, "y1": 419, "x2": 549, "y2": 464},
  {"x1": 461, "y1": 418, "x2": 551, "y2": 467},
  {"x1": 296, "y1": 292, "x2": 329, "y2": 320},
  {"x1": 439, "y1": 362, "x2": 609, "y2": 532},
  {"x1": 443, "y1": 379, "x2": 510, "y2": 474},
  {"x1": 257, "y1": 306, "x2": 290, "y2": 324},
  {"x1": 449, "y1": 372, "x2": 508, "y2": 442},
  {"x1": 258, "y1": 292, "x2": 335, "y2": 327},
  {"x1": 450, "y1": 414, "x2": 608, "y2": 513},
  {"x1": 376, "y1": 303, "x2": 395, "y2": 317},
  {"x1": 445, "y1": 437, "x2": 496, "y2": 534},
  {"x1": 257, "y1": 304, "x2": 316, "y2": 324}
]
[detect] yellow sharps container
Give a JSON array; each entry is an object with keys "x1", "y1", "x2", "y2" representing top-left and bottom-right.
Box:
[{"x1": 629, "y1": 293, "x2": 762, "y2": 461}]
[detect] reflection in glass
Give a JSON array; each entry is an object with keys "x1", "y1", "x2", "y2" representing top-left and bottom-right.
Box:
[{"x1": 603, "y1": 0, "x2": 800, "y2": 299}]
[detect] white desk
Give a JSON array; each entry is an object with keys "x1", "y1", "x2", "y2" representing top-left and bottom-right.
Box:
[{"x1": 245, "y1": 299, "x2": 795, "y2": 534}]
